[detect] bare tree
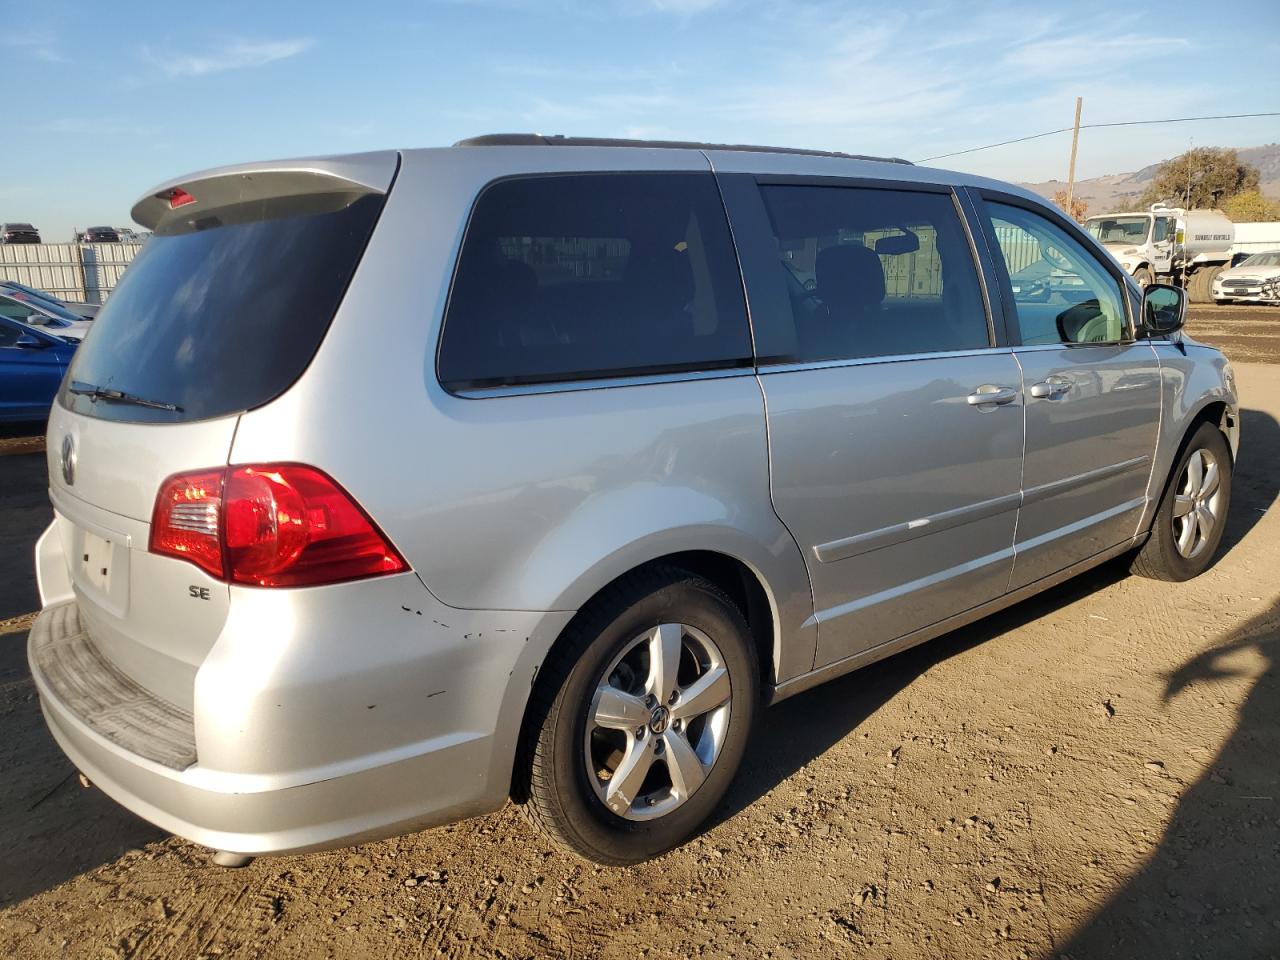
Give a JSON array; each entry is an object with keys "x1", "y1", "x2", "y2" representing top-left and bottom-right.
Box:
[{"x1": 1051, "y1": 189, "x2": 1089, "y2": 223}]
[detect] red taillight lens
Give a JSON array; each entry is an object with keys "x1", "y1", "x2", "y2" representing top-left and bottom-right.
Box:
[
  {"x1": 149, "y1": 464, "x2": 407, "y2": 588},
  {"x1": 150, "y1": 469, "x2": 225, "y2": 579},
  {"x1": 165, "y1": 187, "x2": 196, "y2": 209}
]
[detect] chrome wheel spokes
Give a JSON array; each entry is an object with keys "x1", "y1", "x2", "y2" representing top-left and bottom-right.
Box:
[
  {"x1": 1172, "y1": 448, "x2": 1223, "y2": 559},
  {"x1": 586, "y1": 623, "x2": 731, "y2": 821}
]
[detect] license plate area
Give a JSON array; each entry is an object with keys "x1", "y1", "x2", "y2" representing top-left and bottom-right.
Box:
[
  {"x1": 64, "y1": 517, "x2": 131, "y2": 618},
  {"x1": 80, "y1": 531, "x2": 113, "y2": 593}
]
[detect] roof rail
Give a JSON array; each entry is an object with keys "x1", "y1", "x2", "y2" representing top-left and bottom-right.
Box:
[{"x1": 453, "y1": 133, "x2": 913, "y2": 165}]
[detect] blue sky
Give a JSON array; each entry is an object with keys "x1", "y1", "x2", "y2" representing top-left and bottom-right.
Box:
[{"x1": 4, "y1": 0, "x2": 1279, "y2": 240}]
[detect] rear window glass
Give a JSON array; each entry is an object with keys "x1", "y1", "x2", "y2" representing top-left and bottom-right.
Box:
[
  {"x1": 438, "y1": 173, "x2": 751, "y2": 390},
  {"x1": 61, "y1": 192, "x2": 384, "y2": 423}
]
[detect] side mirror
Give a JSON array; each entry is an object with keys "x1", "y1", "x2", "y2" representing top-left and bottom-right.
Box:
[
  {"x1": 1140, "y1": 283, "x2": 1186, "y2": 337},
  {"x1": 16, "y1": 332, "x2": 51, "y2": 349}
]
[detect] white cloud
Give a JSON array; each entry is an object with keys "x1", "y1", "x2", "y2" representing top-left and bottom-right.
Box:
[
  {"x1": 145, "y1": 37, "x2": 314, "y2": 77},
  {"x1": 423, "y1": 1, "x2": 1211, "y2": 174},
  {"x1": 1002, "y1": 32, "x2": 1189, "y2": 76},
  {"x1": 3, "y1": 27, "x2": 67, "y2": 63}
]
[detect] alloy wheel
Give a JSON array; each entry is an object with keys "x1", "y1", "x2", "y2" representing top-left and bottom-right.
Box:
[
  {"x1": 584, "y1": 623, "x2": 732, "y2": 821},
  {"x1": 1172, "y1": 448, "x2": 1223, "y2": 559}
]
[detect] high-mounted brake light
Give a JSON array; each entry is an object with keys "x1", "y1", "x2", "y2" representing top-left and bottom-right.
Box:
[
  {"x1": 164, "y1": 187, "x2": 196, "y2": 209},
  {"x1": 149, "y1": 464, "x2": 407, "y2": 587}
]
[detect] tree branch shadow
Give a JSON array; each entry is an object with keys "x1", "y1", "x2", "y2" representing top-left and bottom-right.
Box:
[{"x1": 1056, "y1": 603, "x2": 1280, "y2": 959}]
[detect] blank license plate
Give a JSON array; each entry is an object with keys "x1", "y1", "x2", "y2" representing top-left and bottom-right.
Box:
[{"x1": 80, "y1": 530, "x2": 113, "y2": 593}]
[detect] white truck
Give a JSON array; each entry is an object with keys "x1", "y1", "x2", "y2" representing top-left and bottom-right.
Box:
[{"x1": 1083, "y1": 203, "x2": 1234, "y2": 302}]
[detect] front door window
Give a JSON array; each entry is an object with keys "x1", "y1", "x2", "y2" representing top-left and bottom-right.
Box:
[{"x1": 989, "y1": 203, "x2": 1127, "y2": 345}]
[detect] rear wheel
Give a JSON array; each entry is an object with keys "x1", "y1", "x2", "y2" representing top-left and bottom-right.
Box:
[
  {"x1": 517, "y1": 567, "x2": 759, "y2": 864},
  {"x1": 1203, "y1": 264, "x2": 1224, "y2": 302},
  {"x1": 1131, "y1": 421, "x2": 1232, "y2": 581},
  {"x1": 1187, "y1": 269, "x2": 1211, "y2": 303},
  {"x1": 1188, "y1": 265, "x2": 1224, "y2": 304}
]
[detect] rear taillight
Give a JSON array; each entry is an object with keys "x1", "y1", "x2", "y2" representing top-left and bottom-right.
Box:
[
  {"x1": 149, "y1": 464, "x2": 407, "y2": 587},
  {"x1": 150, "y1": 469, "x2": 224, "y2": 579}
]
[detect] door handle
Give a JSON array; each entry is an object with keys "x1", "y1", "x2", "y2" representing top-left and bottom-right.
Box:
[
  {"x1": 966, "y1": 385, "x2": 1018, "y2": 406},
  {"x1": 1029, "y1": 377, "x2": 1073, "y2": 399}
]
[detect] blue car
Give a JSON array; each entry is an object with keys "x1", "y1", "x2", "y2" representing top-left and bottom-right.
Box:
[{"x1": 0, "y1": 315, "x2": 77, "y2": 422}]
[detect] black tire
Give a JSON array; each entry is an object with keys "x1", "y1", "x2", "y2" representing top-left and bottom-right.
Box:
[
  {"x1": 516, "y1": 566, "x2": 759, "y2": 865},
  {"x1": 1182, "y1": 268, "x2": 1203, "y2": 302},
  {"x1": 1188, "y1": 265, "x2": 1224, "y2": 304},
  {"x1": 1203, "y1": 264, "x2": 1224, "y2": 301},
  {"x1": 1131, "y1": 421, "x2": 1232, "y2": 581},
  {"x1": 1132, "y1": 266, "x2": 1153, "y2": 288}
]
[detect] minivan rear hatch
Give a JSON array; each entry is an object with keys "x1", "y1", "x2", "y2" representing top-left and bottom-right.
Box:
[{"x1": 44, "y1": 152, "x2": 397, "y2": 711}]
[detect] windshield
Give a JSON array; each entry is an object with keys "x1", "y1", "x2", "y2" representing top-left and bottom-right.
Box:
[
  {"x1": 1239, "y1": 251, "x2": 1280, "y2": 268},
  {"x1": 1086, "y1": 216, "x2": 1151, "y2": 245},
  {"x1": 5, "y1": 289, "x2": 82, "y2": 321},
  {"x1": 61, "y1": 191, "x2": 385, "y2": 423},
  {"x1": 0, "y1": 295, "x2": 68, "y2": 327}
]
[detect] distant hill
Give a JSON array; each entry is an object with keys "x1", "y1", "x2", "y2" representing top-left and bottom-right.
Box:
[{"x1": 1021, "y1": 143, "x2": 1280, "y2": 214}]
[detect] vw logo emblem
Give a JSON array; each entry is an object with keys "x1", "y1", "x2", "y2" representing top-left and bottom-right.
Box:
[
  {"x1": 648, "y1": 705, "x2": 671, "y2": 735},
  {"x1": 61, "y1": 434, "x2": 76, "y2": 486}
]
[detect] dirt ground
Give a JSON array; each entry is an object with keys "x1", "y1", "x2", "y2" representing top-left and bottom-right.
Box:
[
  {"x1": 2, "y1": 308, "x2": 1278, "y2": 960},
  {"x1": 1184, "y1": 302, "x2": 1280, "y2": 365}
]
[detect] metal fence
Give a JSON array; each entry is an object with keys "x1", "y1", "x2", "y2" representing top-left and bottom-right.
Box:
[
  {"x1": 991, "y1": 225, "x2": 1043, "y2": 275},
  {"x1": 0, "y1": 242, "x2": 143, "y2": 304}
]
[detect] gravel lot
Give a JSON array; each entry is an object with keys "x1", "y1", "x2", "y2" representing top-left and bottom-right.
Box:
[{"x1": 2, "y1": 306, "x2": 1278, "y2": 959}]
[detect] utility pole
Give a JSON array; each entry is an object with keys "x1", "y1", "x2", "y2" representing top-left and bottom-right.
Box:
[{"x1": 1065, "y1": 96, "x2": 1083, "y2": 218}]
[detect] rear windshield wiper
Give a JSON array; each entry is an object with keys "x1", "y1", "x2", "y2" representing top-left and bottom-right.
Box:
[{"x1": 69, "y1": 381, "x2": 183, "y2": 412}]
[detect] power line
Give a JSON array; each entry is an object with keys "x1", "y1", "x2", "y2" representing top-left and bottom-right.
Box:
[{"x1": 917, "y1": 111, "x2": 1280, "y2": 163}]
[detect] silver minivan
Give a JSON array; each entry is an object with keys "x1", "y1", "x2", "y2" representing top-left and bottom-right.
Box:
[{"x1": 29, "y1": 136, "x2": 1239, "y2": 866}]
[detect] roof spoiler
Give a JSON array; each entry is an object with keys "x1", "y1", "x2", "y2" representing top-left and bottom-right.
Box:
[{"x1": 132, "y1": 151, "x2": 399, "y2": 231}]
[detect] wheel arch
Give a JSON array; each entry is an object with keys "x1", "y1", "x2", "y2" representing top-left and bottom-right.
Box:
[
  {"x1": 1143, "y1": 399, "x2": 1235, "y2": 540},
  {"x1": 549, "y1": 547, "x2": 787, "y2": 696},
  {"x1": 508, "y1": 549, "x2": 789, "y2": 804},
  {"x1": 1185, "y1": 399, "x2": 1237, "y2": 463}
]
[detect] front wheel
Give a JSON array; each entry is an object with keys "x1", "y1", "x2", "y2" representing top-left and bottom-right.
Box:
[
  {"x1": 1131, "y1": 421, "x2": 1232, "y2": 581},
  {"x1": 517, "y1": 567, "x2": 759, "y2": 864},
  {"x1": 1133, "y1": 266, "x2": 1153, "y2": 288}
]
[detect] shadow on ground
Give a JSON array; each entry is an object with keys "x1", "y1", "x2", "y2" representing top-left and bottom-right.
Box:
[
  {"x1": 1056, "y1": 602, "x2": 1280, "y2": 959},
  {"x1": 0, "y1": 451, "x2": 51, "y2": 621},
  {"x1": 0, "y1": 632, "x2": 165, "y2": 909},
  {"x1": 0, "y1": 443, "x2": 163, "y2": 909},
  {"x1": 1054, "y1": 405, "x2": 1280, "y2": 957}
]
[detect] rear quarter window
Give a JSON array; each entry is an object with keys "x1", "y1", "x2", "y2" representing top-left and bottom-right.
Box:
[{"x1": 438, "y1": 173, "x2": 752, "y2": 390}]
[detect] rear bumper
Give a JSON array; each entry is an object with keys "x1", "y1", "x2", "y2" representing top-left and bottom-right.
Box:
[
  {"x1": 29, "y1": 592, "x2": 574, "y2": 856},
  {"x1": 36, "y1": 668, "x2": 500, "y2": 855}
]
